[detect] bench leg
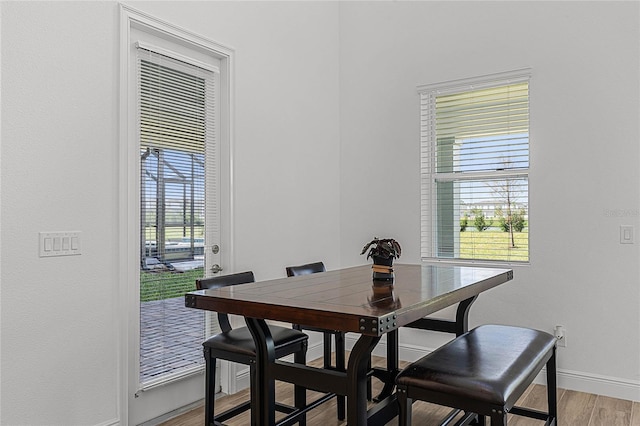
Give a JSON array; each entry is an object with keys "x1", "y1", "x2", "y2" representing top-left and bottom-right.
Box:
[
  {"x1": 490, "y1": 411, "x2": 507, "y2": 426},
  {"x1": 397, "y1": 387, "x2": 412, "y2": 426},
  {"x1": 547, "y1": 346, "x2": 558, "y2": 425}
]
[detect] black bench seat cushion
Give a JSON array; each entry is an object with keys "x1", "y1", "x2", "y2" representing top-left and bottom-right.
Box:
[{"x1": 396, "y1": 325, "x2": 556, "y2": 408}]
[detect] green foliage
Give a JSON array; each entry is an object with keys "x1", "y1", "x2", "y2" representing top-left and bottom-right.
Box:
[
  {"x1": 472, "y1": 209, "x2": 491, "y2": 232},
  {"x1": 513, "y1": 209, "x2": 526, "y2": 232},
  {"x1": 460, "y1": 213, "x2": 469, "y2": 232},
  {"x1": 140, "y1": 268, "x2": 203, "y2": 302},
  {"x1": 498, "y1": 216, "x2": 510, "y2": 232},
  {"x1": 496, "y1": 207, "x2": 527, "y2": 233}
]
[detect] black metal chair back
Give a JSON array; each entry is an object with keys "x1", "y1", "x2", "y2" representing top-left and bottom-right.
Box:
[
  {"x1": 286, "y1": 261, "x2": 326, "y2": 277},
  {"x1": 197, "y1": 271, "x2": 255, "y2": 332}
]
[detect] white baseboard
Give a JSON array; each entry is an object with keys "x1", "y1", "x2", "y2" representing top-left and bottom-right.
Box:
[
  {"x1": 94, "y1": 418, "x2": 122, "y2": 426},
  {"x1": 552, "y1": 368, "x2": 640, "y2": 402}
]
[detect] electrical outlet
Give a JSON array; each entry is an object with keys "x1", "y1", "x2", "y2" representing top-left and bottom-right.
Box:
[
  {"x1": 554, "y1": 325, "x2": 566, "y2": 348},
  {"x1": 620, "y1": 225, "x2": 634, "y2": 244}
]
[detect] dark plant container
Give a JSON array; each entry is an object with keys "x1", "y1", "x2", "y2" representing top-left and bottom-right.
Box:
[
  {"x1": 373, "y1": 271, "x2": 394, "y2": 281},
  {"x1": 373, "y1": 255, "x2": 394, "y2": 267}
]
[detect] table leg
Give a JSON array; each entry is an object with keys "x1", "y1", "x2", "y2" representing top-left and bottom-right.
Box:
[
  {"x1": 347, "y1": 334, "x2": 381, "y2": 425},
  {"x1": 245, "y1": 317, "x2": 277, "y2": 426},
  {"x1": 372, "y1": 330, "x2": 399, "y2": 402},
  {"x1": 454, "y1": 295, "x2": 477, "y2": 336},
  {"x1": 403, "y1": 295, "x2": 478, "y2": 336}
]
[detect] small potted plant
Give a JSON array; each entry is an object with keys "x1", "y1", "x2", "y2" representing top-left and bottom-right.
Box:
[
  {"x1": 361, "y1": 238, "x2": 401, "y2": 281},
  {"x1": 361, "y1": 237, "x2": 401, "y2": 265}
]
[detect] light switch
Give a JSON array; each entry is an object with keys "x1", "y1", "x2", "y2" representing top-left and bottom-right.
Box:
[
  {"x1": 620, "y1": 225, "x2": 634, "y2": 244},
  {"x1": 40, "y1": 232, "x2": 82, "y2": 257}
]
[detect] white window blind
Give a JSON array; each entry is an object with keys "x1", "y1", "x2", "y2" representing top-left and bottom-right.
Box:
[
  {"x1": 420, "y1": 71, "x2": 530, "y2": 263},
  {"x1": 137, "y1": 46, "x2": 217, "y2": 387}
]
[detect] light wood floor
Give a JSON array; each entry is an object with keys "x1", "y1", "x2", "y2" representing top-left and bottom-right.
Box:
[{"x1": 160, "y1": 356, "x2": 640, "y2": 426}]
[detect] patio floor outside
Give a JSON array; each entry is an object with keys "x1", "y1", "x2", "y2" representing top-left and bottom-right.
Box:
[{"x1": 140, "y1": 296, "x2": 205, "y2": 383}]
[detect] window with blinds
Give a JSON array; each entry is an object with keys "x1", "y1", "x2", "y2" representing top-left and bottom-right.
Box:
[
  {"x1": 137, "y1": 47, "x2": 216, "y2": 387},
  {"x1": 420, "y1": 71, "x2": 530, "y2": 263}
]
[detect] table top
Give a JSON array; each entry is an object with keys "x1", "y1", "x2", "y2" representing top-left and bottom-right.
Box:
[{"x1": 185, "y1": 263, "x2": 513, "y2": 336}]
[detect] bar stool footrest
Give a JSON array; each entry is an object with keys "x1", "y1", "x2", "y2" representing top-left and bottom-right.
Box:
[{"x1": 276, "y1": 392, "x2": 337, "y2": 426}]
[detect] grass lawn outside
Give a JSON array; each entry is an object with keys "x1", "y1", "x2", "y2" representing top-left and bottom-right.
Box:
[
  {"x1": 459, "y1": 230, "x2": 528, "y2": 262},
  {"x1": 140, "y1": 268, "x2": 204, "y2": 302}
]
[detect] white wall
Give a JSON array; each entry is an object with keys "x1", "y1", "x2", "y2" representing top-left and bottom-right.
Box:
[
  {"x1": 1, "y1": 2, "x2": 639, "y2": 425},
  {"x1": 1, "y1": 2, "x2": 121, "y2": 425},
  {"x1": 1, "y1": 1, "x2": 340, "y2": 425},
  {"x1": 338, "y1": 1, "x2": 640, "y2": 400}
]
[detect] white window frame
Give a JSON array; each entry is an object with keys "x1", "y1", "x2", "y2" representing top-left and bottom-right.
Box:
[{"x1": 419, "y1": 69, "x2": 531, "y2": 266}]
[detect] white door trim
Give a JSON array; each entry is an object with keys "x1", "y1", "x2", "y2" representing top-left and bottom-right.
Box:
[{"x1": 119, "y1": 4, "x2": 235, "y2": 423}]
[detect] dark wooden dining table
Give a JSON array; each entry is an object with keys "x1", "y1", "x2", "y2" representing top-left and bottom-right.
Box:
[{"x1": 185, "y1": 263, "x2": 513, "y2": 425}]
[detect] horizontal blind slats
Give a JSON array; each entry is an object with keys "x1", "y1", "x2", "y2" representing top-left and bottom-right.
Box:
[
  {"x1": 420, "y1": 76, "x2": 529, "y2": 263},
  {"x1": 138, "y1": 48, "x2": 214, "y2": 385}
]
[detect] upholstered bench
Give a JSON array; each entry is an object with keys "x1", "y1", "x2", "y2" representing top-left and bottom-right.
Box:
[{"x1": 395, "y1": 324, "x2": 557, "y2": 426}]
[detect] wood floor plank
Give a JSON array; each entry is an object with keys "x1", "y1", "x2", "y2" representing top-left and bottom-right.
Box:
[
  {"x1": 590, "y1": 395, "x2": 632, "y2": 426},
  {"x1": 159, "y1": 406, "x2": 204, "y2": 426},
  {"x1": 631, "y1": 402, "x2": 640, "y2": 426},
  {"x1": 558, "y1": 389, "x2": 598, "y2": 425}
]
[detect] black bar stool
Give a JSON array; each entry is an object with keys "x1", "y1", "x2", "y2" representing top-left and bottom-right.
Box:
[{"x1": 197, "y1": 271, "x2": 309, "y2": 426}]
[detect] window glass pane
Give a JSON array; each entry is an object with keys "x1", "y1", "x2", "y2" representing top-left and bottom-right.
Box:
[
  {"x1": 421, "y1": 76, "x2": 529, "y2": 263},
  {"x1": 450, "y1": 134, "x2": 529, "y2": 173},
  {"x1": 139, "y1": 54, "x2": 209, "y2": 385},
  {"x1": 436, "y1": 83, "x2": 529, "y2": 174},
  {"x1": 435, "y1": 177, "x2": 529, "y2": 262}
]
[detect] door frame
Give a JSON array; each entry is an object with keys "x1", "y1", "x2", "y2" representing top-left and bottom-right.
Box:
[{"x1": 118, "y1": 5, "x2": 235, "y2": 424}]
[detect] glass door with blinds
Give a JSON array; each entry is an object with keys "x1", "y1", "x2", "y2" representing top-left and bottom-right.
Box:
[
  {"x1": 123, "y1": 12, "x2": 232, "y2": 423},
  {"x1": 137, "y1": 49, "x2": 217, "y2": 388}
]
